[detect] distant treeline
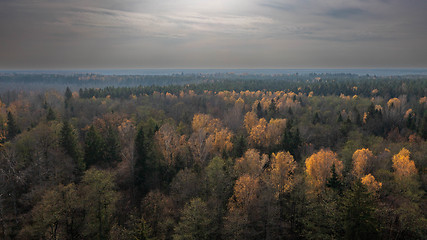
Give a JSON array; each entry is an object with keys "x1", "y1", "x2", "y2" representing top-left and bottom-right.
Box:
[{"x1": 78, "y1": 74, "x2": 427, "y2": 99}]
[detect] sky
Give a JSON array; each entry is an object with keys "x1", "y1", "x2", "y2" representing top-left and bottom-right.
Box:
[{"x1": 1, "y1": 0, "x2": 427, "y2": 69}]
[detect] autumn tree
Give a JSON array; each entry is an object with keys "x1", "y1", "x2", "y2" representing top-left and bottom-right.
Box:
[
  {"x1": 352, "y1": 148, "x2": 374, "y2": 178},
  {"x1": 360, "y1": 174, "x2": 382, "y2": 194},
  {"x1": 248, "y1": 118, "x2": 267, "y2": 149},
  {"x1": 244, "y1": 111, "x2": 258, "y2": 132},
  {"x1": 155, "y1": 123, "x2": 185, "y2": 168},
  {"x1": 265, "y1": 118, "x2": 287, "y2": 148},
  {"x1": 245, "y1": 112, "x2": 287, "y2": 151},
  {"x1": 266, "y1": 151, "x2": 297, "y2": 196},
  {"x1": 188, "y1": 128, "x2": 211, "y2": 167},
  {"x1": 392, "y1": 148, "x2": 417, "y2": 180},
  {"x1": 305, "y1": 149, "x2": 343, "y2": 191},
  {"x1": 225, "y1": 174, "x2": 261, "y2": 240},
  {"x1": 189, "y1": 114, "x2": 233, "y2": 166},
  {"x1": 234, "y1": 149, "x2": 267, "y2": 177}
]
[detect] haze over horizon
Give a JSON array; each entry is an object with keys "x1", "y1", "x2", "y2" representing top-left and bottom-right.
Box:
[{"x1": 1, "y1": 0, "x2": 427, "y2": 69}]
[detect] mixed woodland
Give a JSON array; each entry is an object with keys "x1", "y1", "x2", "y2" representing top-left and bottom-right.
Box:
[{"x1": 0, "y1": 73, "x2": 426, "y2": 239}]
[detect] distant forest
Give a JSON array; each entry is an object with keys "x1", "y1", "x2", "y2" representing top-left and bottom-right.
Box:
[{"x1": 0, "y1": 73, "x2": 426, "y2": 239}]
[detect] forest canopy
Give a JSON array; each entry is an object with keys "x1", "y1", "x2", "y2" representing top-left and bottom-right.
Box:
[{"x1": 0, "y1": 72, "x2": 426, "y2": 239}]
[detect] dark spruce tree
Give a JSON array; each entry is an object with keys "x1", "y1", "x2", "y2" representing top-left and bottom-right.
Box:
[
  {"x1": 46, "y1": 107, "x2": 56, "y2": 121},
  {"x1": 6, "y1": 111, "x2": 20, "y2": 140},
  {"x1": 134, "y1": 125, "x2": 148, "y2": 195},
  {"x1": 281, "y1": 121, "x2": 302, "y2": 161},
  {"x1": 64, "y1": 86, "x2": 72, "y2": 109},
  {"x1": 326, "y1": 164, "x2": 343, "y2": 194},
  {"x1": 341, "y1": 181, "x2": 378, "y2": 240},
  {"x1": 84, "y1": 125, "x2": 104, "y2": 167},
  {"x1": 231, "y1": 134, "x2": 246, "y2": 159},
  {"x1": 419, "y1": 114, "x2": 427, "y2": 139},
  {"x1": 60, "y1": 120, "x2": 85, "y2": 173},
  {"x1": 104, "y1": 125, "x2": 121, "y2": 165}
]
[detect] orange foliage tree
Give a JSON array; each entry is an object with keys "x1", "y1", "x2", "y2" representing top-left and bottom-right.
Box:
[
  {"x1": 392, "y1": 148, "x2": 417, "y2": 179},
  {"x1": 228, "y1": 174, "x2": 260, "y2": 212},
  {"x1": 305, "y1": 149, "x2": 343, "y2": 190},
  {"x1": 361, "y1": 174, "x2": 382, "y2": 193},
  {"x1": 243, "y1": 111, "x2": 258, "y2": 133},
  {"x1": 267, "y1": 151, "x2": 297, "y2": 196},
  {"x1": 248, "y1": 118, "x2": 267, "y2": 147}
]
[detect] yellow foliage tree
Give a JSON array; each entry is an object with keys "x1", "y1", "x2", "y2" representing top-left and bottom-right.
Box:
[
  {"x1": 265, "y1": 118, "x2": 287, "y2": 146},
  {"x1": 268, "y1": 151, "x2": 297, "y2": 195},
  {"x1": 191, "y1": 114, "x2": 221, "y2": 134},
  {"x1": 190, "y1": 114, "x2": 233, "y2": 164},
  {"x1": 243, "y1": 111, "x2": 258, "y2": 133},
  {"x1": 352, "y1": 148, "x2": 374, "y2": 178},
  {"x1": 361, "y1": 174, "x2": 382, "y2": 193},
  {"x1": 234, "y1": 97, "x2": 245, "y2": 111},
  {"x1": 387, "y1": 98, "x2": 401, "y2": 109},
  {"x1": 248, "y1": 118, "x2": 267, "y2": 147},
  {"x1": 305, "y1": 149, "x2": 343, "y2": 190},
  {"x1": 155, "y1": 123, "x2": 185, "y2": 167},
  {"x1": 228, "y1": 174, "x2": 260, "y2": 212},
  {"x1": 234, "y1": 149, "x2": 267, "y2": 177},
  {"x1": 210, "y1": 128, "x2": 234, "y2": 153},
  {"x1": 392, "y1": 148, "x2": 417, "y2": 179}
]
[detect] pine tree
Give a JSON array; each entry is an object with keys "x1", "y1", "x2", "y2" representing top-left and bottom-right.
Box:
[
  {"x1": 419, "y1": 115, "x2": 427, "y2": 139},
  {"x1": 312, "y1": 112, "x2": 321, "y2": 124},
  {"x1": 256, "y1": 102, "x2": 263, "y2": 118},
  {"x1": 341, "y1": 181, "x2": 378, "y2": 240},
  {"x1": 46, "y1": 107, "x2": 56, "y2": 121},
  {"x1": 65, "y1": 87, "x2": 72, "y2": 109},
  {"x1": 281, "y1": 121, "x2": 302, "y2": 161},
  {"x1": 232, "y1": 134, "x2": 246, "y2": 159},
  {"x1": 337, "y1": 113, "x2": 343, "y2": 123},
  {"x1": 60, "y1": 120, "x2": 85, "y2": 172},
  {"x1": 326, "y1": 164, "x2": 343, "y2": 194},
  {"x1": 6, "y1": 111, "x2": 20, "y2": 140},
  {"x1": 135, "y1": 125, "x2": 148, "y2": 193},
  {"x1": 267, "y1": 99, "x2": 277, "y2": 120},
  {"x1": 84, "y1": 125, "x2": 104, "y2": 167},
  {"x1": 104, "y1": 125, "x2": 121, "y2": 164}
]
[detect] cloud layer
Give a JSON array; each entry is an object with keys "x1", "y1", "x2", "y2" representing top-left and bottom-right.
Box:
[{"x1": 1, "y1": 0, "x2": 426, "y2": 69}]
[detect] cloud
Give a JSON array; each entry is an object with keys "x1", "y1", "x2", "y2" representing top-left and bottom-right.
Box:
[
  {"x1": 325, "y1": 7, "x2": 367, "y2": 19},
  {"x1": 0, "y1": 0, "x2": 427, "y2": 68}
]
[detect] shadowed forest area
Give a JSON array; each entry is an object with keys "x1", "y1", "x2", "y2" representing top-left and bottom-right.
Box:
[{"x1": 0, "y1": 73, "x2": 426, "y2": 239}]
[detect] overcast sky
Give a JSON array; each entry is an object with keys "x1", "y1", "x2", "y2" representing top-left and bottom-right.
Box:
[{"x1": 1, "y1": 0, "x2": 426, "y2": 69}]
